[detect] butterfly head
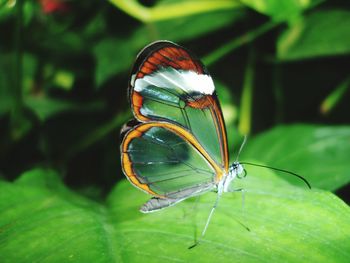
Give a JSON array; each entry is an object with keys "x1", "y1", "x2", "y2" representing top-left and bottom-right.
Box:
[
  {"x1": 229, "y1": 161, "x2": 244, "y2": 178},
  {"x1": 221, "y1": 162, "x2": 245, "y2": 193}
]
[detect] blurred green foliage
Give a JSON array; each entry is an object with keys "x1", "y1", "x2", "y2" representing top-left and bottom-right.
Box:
[{"x1": 0, "y1": 0, "x2": 349, "y2": 262}]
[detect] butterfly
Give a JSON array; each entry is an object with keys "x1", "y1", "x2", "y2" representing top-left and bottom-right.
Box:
[
  {"x1": 120, "y1": 40, "x2": 244, "y2": 207},
  {"x1": 120, "y1": 41, "x2": 311, "y2": 247},
  {"x1": 120, "y1": 41, "x2": 246, "y2": 245}
]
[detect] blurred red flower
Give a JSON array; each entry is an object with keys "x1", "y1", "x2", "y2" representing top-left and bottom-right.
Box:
[{"x1": 39, "y1": 0, "x2": 69, "y2": 14}]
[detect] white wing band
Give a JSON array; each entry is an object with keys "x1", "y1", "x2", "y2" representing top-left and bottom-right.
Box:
[{"x1": 133, "y1": 68, "x2": 215, "y2": 95}]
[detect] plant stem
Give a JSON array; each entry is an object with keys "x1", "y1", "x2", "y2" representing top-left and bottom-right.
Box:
[
  {"x1": 14, "y1": 0, "x2": 23, "y2": 108},
  {"x1": 64, "y1": 111, "x2": 131, "y2": 161},
  {"x1": 238, "y1": 46, "x2": 255, "y2": 135},
  {"x1": 203, "y1": 21, "x2": 278, "y2": 66},
  {"x1": 320, "y1": 76, "x2": 350, "y2": 115},
  {"x1": 10, "y1": 0, "x2": 27, "y2": 140},
  {"x1": 273, "y1": 64, "x2": 284, "y2": 123}
]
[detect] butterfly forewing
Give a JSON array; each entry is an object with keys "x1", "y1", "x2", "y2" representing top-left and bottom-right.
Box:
[{"x1": 129, "y1": 41, "x2": 229, "y2": 173}]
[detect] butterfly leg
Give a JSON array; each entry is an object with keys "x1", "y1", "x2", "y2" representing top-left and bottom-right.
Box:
[
  {"x1": 188, "y1": 191, "x2": 222, "y2": 249},
  {"x1": 183, "y1": 195, "x2": 201, "y2": 220},
  {"x1": 227, "y1": 187, "x2": 250, "y2": 232},
  {"x1": 227, "y1": 187, "x2": 245, "y2": 213}
]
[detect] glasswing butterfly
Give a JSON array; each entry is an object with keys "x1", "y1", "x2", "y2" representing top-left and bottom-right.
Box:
[
  {"x1": 120, "y1": 40, "x2": 310, "y2": 247},
  {"x1": 120, "y1": 40, "x2": 243, "y2": 245}
]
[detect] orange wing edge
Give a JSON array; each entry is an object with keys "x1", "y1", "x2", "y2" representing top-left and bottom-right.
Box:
[{"x1": 121, "y1": 121, "x2": 224, "y2": 197}]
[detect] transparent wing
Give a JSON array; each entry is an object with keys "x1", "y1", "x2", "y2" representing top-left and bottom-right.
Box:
[
  {"x1": 121, "y1": 120, "x2": 221, "y2": 198},
  {"x1": 129, "y1": 41, "x2": 229, "y2": 175}
]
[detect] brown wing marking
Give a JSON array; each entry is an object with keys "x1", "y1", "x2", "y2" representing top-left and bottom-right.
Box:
[
  {"x1": 131, "y1": 91, "x2": 149, "y2": 122},
  {"x1": 136, "y1": 46, "x2": 204, "y2": 79}
]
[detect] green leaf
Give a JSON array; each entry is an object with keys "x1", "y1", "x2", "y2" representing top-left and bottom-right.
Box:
[
  {"x1": 109, "y1": 0, "x2": 242, "y2": 22},
  {"x1": 0, "y1": 0, "x2": 35, "y2": 24},
  {"x1": 148, "y1": 9, "x2": 244, "y2": 42},
  {"x1": 25, "y1": 96, "x2": 104, "y2": 122},
  {"x1": 1, "y1": 167, "x2": 349, "y2": 262},
  {"x1": 0, "y1": 169, "x2": 112, "y2": 262},
  {"x1": 0, "y1": 0, "x2": 15, "y2": 21},
  {"x1": 203, "y1": 20, "x2": 278, "y2": 66},
  {"x1": 52, "y1": 70, "x2": 75, "y2": 91},
  {"x1": 65, "y1": 111, "x2": 131, "y2": 159},
  {"x1": 240, "y1": 0, "x2": 321, "y2": 22},
  {"x1": 93, "y1": 38, "x2": 135, "y2": 87},
  {"x1": 93, "y1": 10, "x2": 243, "y2": 86},
  {"x1": 277, "y1": 10, "x2": 350, "y2": 60},
  {"x1": 241, "y1": 124, "x2": 350, "y2": 191}
]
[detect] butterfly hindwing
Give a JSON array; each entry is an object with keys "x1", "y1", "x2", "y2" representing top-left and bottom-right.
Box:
[
  {"x1": 121, "y1": 121, "x2": 223, "y2": 201},
  {"x1": 129, "y1": 41, "x2": 229, "y2": 175}
]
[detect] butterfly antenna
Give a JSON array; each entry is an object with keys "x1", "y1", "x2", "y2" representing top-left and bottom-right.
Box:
[
  {"x1": 188, "y1": 192, "x2": 222, "y2": 249},
  {"x1": 235, "y1": 135, "x2": 248, "y2": 162},
  {"x1": 240, "y1": 162, "x2": 311, "y2": 189}
]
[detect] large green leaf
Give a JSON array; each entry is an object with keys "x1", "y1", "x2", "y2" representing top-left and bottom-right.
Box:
[
  {"x1": 1, "y1": 167, "x2": 349, "y2": 262},
  {"x1": 241, "y1": 124, "x2": 350, "y2": 191},
  {"x1": 277, "y1": 10, "x2": 350, "y2": 60}
]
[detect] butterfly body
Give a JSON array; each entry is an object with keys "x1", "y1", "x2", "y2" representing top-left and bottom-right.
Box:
[{"x1": 120, "y1": 41, "x2": 242, "y2": 213}]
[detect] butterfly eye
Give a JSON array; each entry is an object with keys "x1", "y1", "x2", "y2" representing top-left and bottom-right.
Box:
[{"x1": 237, "y1": 168, "x2": 247, "y2": 179}]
